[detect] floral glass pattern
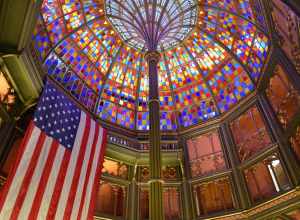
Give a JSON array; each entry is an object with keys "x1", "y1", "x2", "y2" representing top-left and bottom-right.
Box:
[
  {"x1": 271, "y1": 0, "x2": 300, "y2": 74},
  {"x1": 290, "y1": 126, "x2": 300, "y2": 162},
  {"x1": 230, "y1": 106, "x2": 272, "y2": 162},
  {"x1": 266, "y1": 64, "x2": 300, "y2": 128},
  {"x1": 193, "y1": 177, "x2": 235, "y2": 216},
  {"x1": 187, "y1": 130, "x2": 226, "y2": 178},
  {"x1": 163, "y1": 188, "x2": 181, "y2": 220}
]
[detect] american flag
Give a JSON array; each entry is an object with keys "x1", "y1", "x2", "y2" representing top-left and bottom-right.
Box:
[{"x1": 0, "y1": 81, "x2": 107, "y2": 220}]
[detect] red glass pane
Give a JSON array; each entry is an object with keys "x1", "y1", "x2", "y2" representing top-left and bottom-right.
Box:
[
  {"x1": 230, "y1": 106, "x2": 272, "y2": 161},
  {"x1": 164, "y1": 188, "x2": 181, "y2": 220},
  {"x1": 187, "y1": 130, "x2": 226, "y2": 177},
  {"x1": 194, "y1": 177, "x2": 234, "y2": 216},
  {"x1": 266, "y1": 65, "x2": 300, "y2": 128}
]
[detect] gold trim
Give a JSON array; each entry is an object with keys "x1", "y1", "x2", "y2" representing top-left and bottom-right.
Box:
[
  {"x1": 144, "y1": 51, "x2": 161, "y2": 62},
  {"x1": 148, "y1": 99, "x2": 160, "y2": 104},
  {"x1": 148, "y1": 179, "x2": 165, "y2": 184}
]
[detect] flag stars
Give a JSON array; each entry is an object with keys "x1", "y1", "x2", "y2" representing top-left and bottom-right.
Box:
[{"x1": 35, "y1": 83, "x2": 81, "y2": 149}]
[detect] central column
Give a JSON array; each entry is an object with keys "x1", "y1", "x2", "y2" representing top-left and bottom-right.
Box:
[{"x1": 145, "y1": 51, "x2": 165, "y2": 220}]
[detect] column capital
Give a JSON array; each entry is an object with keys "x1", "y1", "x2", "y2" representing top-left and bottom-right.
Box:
[{"x1": 145, "y1": 51, "x2": 161, "y2": 63}]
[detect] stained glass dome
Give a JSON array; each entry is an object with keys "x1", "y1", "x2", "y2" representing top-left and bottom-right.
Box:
[
  {"x1": 105, "y1": 0, "x2": 198, "y2": 51},
  {"x1": 33, "y1": 0, "x2": 270, "y2": 131}
]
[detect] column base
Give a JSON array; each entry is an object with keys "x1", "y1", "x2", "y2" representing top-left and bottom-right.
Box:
[{"x1": 149, "y1": 181, "x2": 165, "y2": 220}]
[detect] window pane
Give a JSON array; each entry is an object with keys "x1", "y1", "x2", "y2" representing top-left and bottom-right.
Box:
[
  {"x1": 164, "y1": 188, "x2": 181, "y2": 220},
  {"x1": 244, "y1": 154, "x2": 290, "y2": 204},
  {"x1": 94, "y1": 182, "x2": 125, "y2": 217},
  {"x1": 187, "y1": 130, "x2": 226, "y2": 177},
  {"x1": 290, "y1": 126, "x2": 300, "y2": 162},
  {"x1": 271, "y1": 0, "x2": 300, "y2": 73},
  {"x1": 266, "y1": 64, "x2": 300, "y2": 128},
  {"x1": 194, "y1": 177, "x2": 235, "y2": 216},
  {"x1": 230, "y1": 106, "x2": 272, "y2": 161}
]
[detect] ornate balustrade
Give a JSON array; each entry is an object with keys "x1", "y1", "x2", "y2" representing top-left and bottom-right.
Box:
[{"x1": 107, "y1": 133, "x2": 179, "y2": 151}]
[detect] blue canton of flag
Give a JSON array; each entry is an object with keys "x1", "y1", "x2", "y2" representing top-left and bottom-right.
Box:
[{"x1": 34, "y1": 82, "x2": 81, "y2": 149}]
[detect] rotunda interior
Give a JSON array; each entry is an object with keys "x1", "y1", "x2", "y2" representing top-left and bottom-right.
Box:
[{"x1": 1, "y1": 0, "x2": 300, "y2": 219}]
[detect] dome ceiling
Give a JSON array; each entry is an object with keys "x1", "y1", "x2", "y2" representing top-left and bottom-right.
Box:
[
  {"x1": 105, "y1": 0, "x2": 198, "y2": 51},
  {"x1": 33, "y1": 0, "x2": 270, "y2": 131}
]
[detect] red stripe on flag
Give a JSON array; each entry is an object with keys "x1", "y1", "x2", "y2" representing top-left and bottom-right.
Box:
[
  {"x1": 63, "y1": 117, "x2": 91, "y2": 219},
  {"x1": 28, "y1": 140, "x2": 60, "y2": 220},
  {"x1": 76, "y1": 124, "x2": 100, "y2": 220},
  {"x1": 88, "y1": 128, "x2": 107, "y2": 220},
  {"x1": 0, "y1": 121, "x2": 35, "y2": 213},
  {"x1": 10, "y1": 132, "x2": 47, "y2": 220},
  {"x1": 46, "y1": 150, "x2": 71, "y2": 220}
]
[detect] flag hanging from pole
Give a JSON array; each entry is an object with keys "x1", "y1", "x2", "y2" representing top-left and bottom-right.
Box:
[{"x1": 0, "y1": 81, "x2": 107, "y2": 220}]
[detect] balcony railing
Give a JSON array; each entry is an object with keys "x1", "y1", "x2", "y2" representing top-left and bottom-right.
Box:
[{"x1": 107, "y1": 134, "x2": 179, "y2": 151}]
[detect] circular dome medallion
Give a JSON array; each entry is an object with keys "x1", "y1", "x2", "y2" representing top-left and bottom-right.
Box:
[{"x1": 105, "y1": 0, "x2": 198, "y2": 51}]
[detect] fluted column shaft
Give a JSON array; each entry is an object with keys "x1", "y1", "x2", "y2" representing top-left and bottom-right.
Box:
[{"x1": 145, "y1": 51, "x2": 164, "y2": 220}]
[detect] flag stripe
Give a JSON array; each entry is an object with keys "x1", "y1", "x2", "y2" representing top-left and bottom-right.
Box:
[
  {"x1": 0, "y1": 122, "x2": 35, "y2": 213},
  {"x1": 76, "y1": 124, "x2": 100, "y2": 220},
  {"x1": 28, "y1": 140, "x2": 60, "y2": 220},
  {"x1": 10, "y1": 132, "x2": 47, "y2": 220},
  {"x1": 17, "y1": 136, "x2": 54, "y2": 220},
  {"x1": 71, "y1": 123, "x2": 99, "y2": 220},
  {"x1": 46, "y1": 149, "x2": 71, "y2": 220},
  {"x1": 38, "y1": 146, "x2": 66, "y2": 220},
  {"x1": 63, "y1": 117, "x2": 93, "y2": 220},
  {"x1": 86, "y1": 128, "x2": 107, "y2": 220},
  {"x1": 81, "y1": 127, "x2": 104, "y2": 220},
  {"x1": 54, "y1": 112, "x2": 89, "y2": 220},
  {"x1": 0, "y1": 128, "x2": 40, "y2": 219}
]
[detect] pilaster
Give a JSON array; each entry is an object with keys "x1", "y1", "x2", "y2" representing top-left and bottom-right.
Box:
[
  {"x1": 179, "y1": 158, "x2": 192, "y2": 220},
  {"x1": 128, "y1": 164, "x2": 138, "y2": 220},
  {"x1": 220, "y1": 123, "x2": 252, "y2": 209}
]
